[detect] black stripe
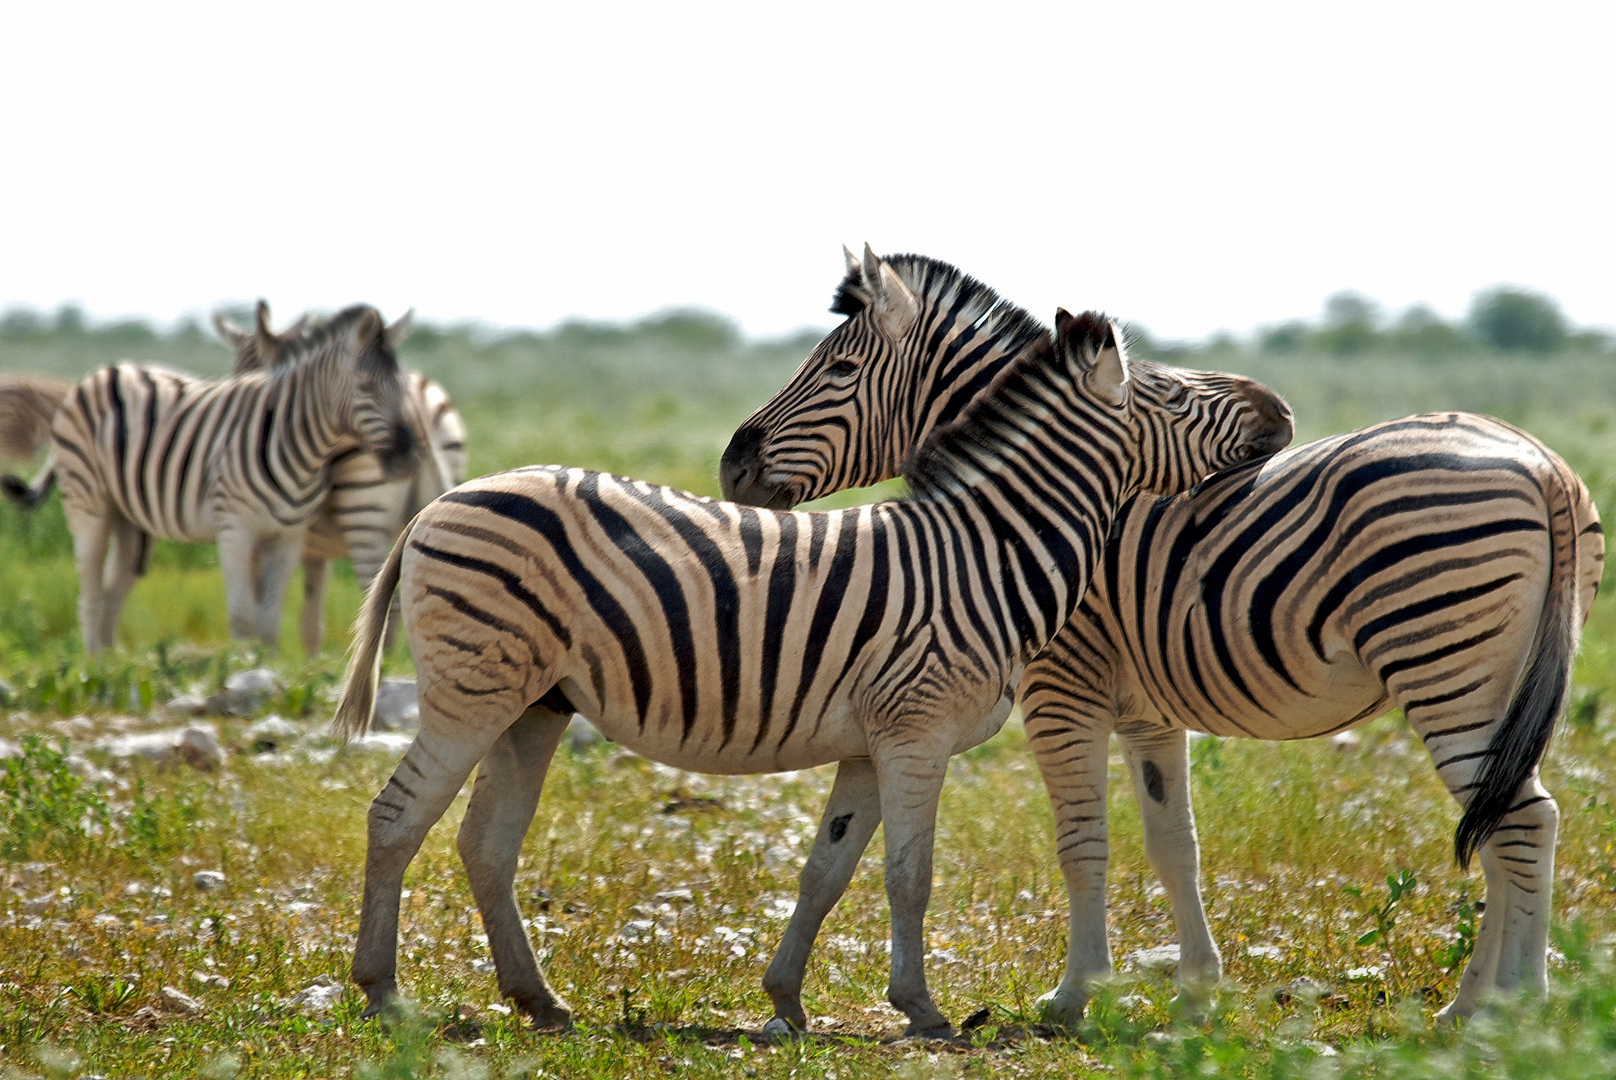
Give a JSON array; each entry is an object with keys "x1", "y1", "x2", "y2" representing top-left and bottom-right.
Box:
[
  {"x1": 752, "y1": 514, "x2": 798, "y2": 752},
  {"x1": 781, "y1": 512, "x2": 861, "y2": 749},
  {"x1": 410, "y1": 539, "x2": 571, "y2": 647}
]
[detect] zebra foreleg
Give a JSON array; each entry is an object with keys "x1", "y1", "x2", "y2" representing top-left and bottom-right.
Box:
[
  {"x1": 299, "y1": 557, "x2": 329, "y2": 657},
  {"x1": 1116, "y1": 724, "x2": 1221, "y2": 998},
  {"x1": 455, "y1": 705, "x2": 573, "y2": 1030},
  {"x1": 761, "y1": 757, "x2": 882, "y2": 1037},
  {"x1": 872, "y1": 739, "x2": 953, "y2": 1038},
  {"x1": 65, "y1": 505, "x2": 113, "y2": 653},
  {"x1": 353, "y1": 725, "x2": 506, "y2": 1018},
  {"x1": 1024, "y1": 705, "x2": 1114, "y2": 1026},
  {"x1": 252, "y1": 531, "x2": 305, "y2": 649}
]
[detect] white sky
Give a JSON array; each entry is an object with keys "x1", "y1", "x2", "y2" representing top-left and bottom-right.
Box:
[{"x1": 1, "y1": 1, "x2": 1612, "y2": 342}]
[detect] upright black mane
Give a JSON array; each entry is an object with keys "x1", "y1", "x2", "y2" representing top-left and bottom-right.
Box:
[
  {"x1": 831, "y1": 254, "x2": 1047, "y2": 353},
  {"x1": 269, "y1": 305, "x2": 394, "y2": 376}
]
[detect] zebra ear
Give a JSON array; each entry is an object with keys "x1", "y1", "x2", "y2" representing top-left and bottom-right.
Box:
[
  {"x1": 385, "y1": 309, "x2": 414, "y2": 348},
  {"x1": 1056, "y1": 308, "x2": 1129, "y2": 408},
  {"x1": 253, "y1": 300, "x2": 279, "y2": 354},
  {"x1": 843, "y1": 244, "x2": 860, "y2": 278},
  {"x1": 213, "y1": 312, "x2": 248, "y2": 349},
  {"x1": 861, "y1": 243, "x2": 919, "y2": 341}
]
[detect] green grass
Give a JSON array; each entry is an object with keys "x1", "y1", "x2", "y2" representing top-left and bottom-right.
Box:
[{"x1": 4, "y1": 330, "x2": 1616, "y2": 1076}]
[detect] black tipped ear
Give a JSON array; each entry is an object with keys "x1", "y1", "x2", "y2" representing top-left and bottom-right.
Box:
[
  {"x1": 254, "y1": 299, "x2": 273, "y2": 337},
  {"x1": 1057, "y1": 309, "x2": 1128, "y2": 407},
  {"x1": 843, "y1": 244, "x2": 860, "y2": 278}
]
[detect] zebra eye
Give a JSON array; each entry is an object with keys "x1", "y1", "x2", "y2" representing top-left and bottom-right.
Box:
[{"x1": 826, "y1": 358, "x2": 859, "y2": 379}]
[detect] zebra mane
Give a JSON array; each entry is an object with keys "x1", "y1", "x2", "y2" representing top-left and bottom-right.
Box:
[
  {"x1": 902, "y1": 331, "x2": 1063, "y2": 498},
  {"x1": 831, "y1": 253, "x2": 1047, "y2": 359},
  {"x1": 264, "y1": 305, "x2": 394, "y2": 377}
]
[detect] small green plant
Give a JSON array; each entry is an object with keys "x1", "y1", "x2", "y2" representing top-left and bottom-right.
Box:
[
  {"x1": 67, "y1": 974, "x2": 138, "y2": 1015},
  {"x1": 1438, "y1": 894, "x2": 1479, "y2": 974},
  {"x1": 1344, "y1": 868, "x2": 1417, "y2": 947},
  {"x1": 0, "y1": 735, "x2": 110, "y2": 860}
]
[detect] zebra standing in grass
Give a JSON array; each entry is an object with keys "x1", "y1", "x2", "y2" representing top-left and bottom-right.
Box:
[
  {"x1": 215, "y1": 301, "x2": 466, "y2": 654},
  {"x1": 331, "y1": 294, "x2": 1292, "y2": 1038},
  {"x1": 721, "y1": 250, "x2": 1603, "y2": 1023},
  {"x1": 1, "y1": 305, "x2": 418, "y2": 653}
]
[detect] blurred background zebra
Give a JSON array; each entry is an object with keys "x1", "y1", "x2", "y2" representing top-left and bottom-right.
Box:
[
  {"x1": 1, "y1": 305, "x2": 417, "y2": 653},
  {"x1": 720, "y1": 250, "x2": 1601, "y2": 1024},
  {"x1": 216, "y1": 301, "x2": 467, "y2": 654}
]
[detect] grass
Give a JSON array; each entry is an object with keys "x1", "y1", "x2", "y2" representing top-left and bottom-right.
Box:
[{"x1": 3, "y1": 328, "x2": 1616, "y2": 1076}]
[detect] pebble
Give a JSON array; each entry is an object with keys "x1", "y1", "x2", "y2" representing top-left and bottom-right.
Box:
[
  {"x1": 243, "y1": 716, "x2": 300, "y2": 753},
  {"x1": 177, "y1": 725, "x2": 226, "y2": 771},
  {"x1": 1330, "y1": 731, "x2": 1362, "y2": 752},
  {"x1": 1129, "y1": 944, "x2": 1182, "y2": 975},
  {"x1": 163, "y1": 693, "x2": 212, "y2": 717},
  {"x1": 0, "y1": 738, "x2": 19, "y2": 760},
  {"x1": 193, "y1": 870, "x2": 226, "y2": 891},
  {"x1": 372, "y1": 678, "x2": 419, "y2": 732},
  {"x1": 216, "y1": 668, "x2": 284, "y2": 716},
  {"x1": 350, "y1": 732, "x2": 414, "y2": 756},
  {"x1": 290, "y1": 974, "x2": 344, "y2": 1014},
  {"x1": 160, "y1": 985, "x2": 205, "y2": 1014},
  {"x1": 1286, "y1": 976, "x2": 1328, "y2": 1001}
]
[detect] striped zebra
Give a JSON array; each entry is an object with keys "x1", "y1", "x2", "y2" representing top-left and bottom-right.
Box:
[
  {"x1": 215, "y1": 301, "x2": 467, "y2": 654},
  {"x1": 720, "y1": 250, "x2": 1603, "y2": 1023},
  {"x1": 331, "y1": 297, "x2": 1292, "y2": 1037},
  {"x1": 1, "y1": 305, "x2": 418, "y2": 654}
]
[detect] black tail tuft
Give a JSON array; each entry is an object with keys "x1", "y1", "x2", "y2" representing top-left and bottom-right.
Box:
[{"x1": 1, "y1": 473, "x2": 49, "y2": 509}]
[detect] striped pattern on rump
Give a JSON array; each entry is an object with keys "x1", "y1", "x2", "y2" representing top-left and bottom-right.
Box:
[
  {"x1": 219, "y1": 301, "x2": 467, "y2": 653},
  {"x1": 331, "y1": 301, "x2": 1293, "y2": 1038},
  {"x1": 0, "y1": 305, "x2": 417, "y2": 653},
  {"x1": 719, "y1": 251, "x2": 1601, "y2": 1024}
]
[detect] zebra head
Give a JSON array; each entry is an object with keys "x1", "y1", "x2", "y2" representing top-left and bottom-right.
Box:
[
  {"x1": 721, "y1": 246, "x2": 1048, "y2": 509},
  {"x1": 282, "y1": 305, "x2": 418, "y2": 480},
  {"x1": 1051, "y1": 308, "x2": 1294, "y2": 495}
]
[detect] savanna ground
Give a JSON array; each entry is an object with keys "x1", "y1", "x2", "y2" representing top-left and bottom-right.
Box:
[{"x1": 2, "y1": 312, "x2": 1616, "y2": 1078}]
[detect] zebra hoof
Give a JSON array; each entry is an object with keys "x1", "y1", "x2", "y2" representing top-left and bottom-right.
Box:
[
  {"x1": 517, "y1": 996, "x2": 574, "y2": 1033},
  {"x1": 1035, "y1": 986, "x2": 1087, "y2": 1030},
  {"x1": 760, "y1": 1016, "x2": 806, "y2": 1041}
]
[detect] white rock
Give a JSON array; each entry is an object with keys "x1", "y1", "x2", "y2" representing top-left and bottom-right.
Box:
[
  {"x1": 567, "y1": 714, "x2": 603, "y2": 751},
  {"x1": 289, "y1": 975, "x2": 344, "y2": 1014},
  {"x1": 0, "y1": 738, "x2": 20, "y2": 760},
  {"x1": 64, "y1": 755, "x2": 115, "y2": 784},
  {"x1": 160, "y1": 985, "x2": 204, "y2": 1014},
  {"x1": 243, "y1": 716, "x2": 300, "y2": 753},
  {"x1": 163, "y1": 693, "x2": 212, "y2": 717},
  {"x1": 372, "y1": 678, "x2": 419, "y2": 732},
  {"x1": 1285, "y1": 976, "x2": 1327, "y2": 1001},
  {"x1": 191, "y1": 971, "x2": 230, "y2": 990},
  {"x1": 1129, "y1": 944, "x2": 1182, "y2": 975},
  {"x1": 193, "y1": 870, "x2": 225, "y2": 891},
  {"x1": 1245, "y1": 944, "x2": 1285, "y2": 961},
  {"x1": 1330, "y1": 731, "x2": 1362, "y2": 752},
  {"x1": 97, "y1": 729, "x2": 182, "y2": 762},
  {"x1": 177, "y1": 725, "x2": 225, "y2": 770},
  {"x1": 350, "y1": 732, "x2": 414, "y2": 756},
  {"x1": 220, "y1": 668, "x2": 284, "y2": 715}
]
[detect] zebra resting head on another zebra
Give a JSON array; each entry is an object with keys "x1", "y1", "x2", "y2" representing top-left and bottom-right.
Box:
[
  {"x1": 1, "y1": 304, "x2": 419, "y2": 654},
  {"x1": 330, "y1": 294, "x2": 1292, "y2": 1039},
  {"x1": 721, "y1": 250, "x2": 1603, "y2": 1025},
  {"x1": 214, "y1": 299, "x2": 467, "y2": 655}
]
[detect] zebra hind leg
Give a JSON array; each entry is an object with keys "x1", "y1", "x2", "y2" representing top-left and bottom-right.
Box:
[
  {"x1": 353, "y1": 714, "x2": 514, "y2": 1018},
  {"x1": 1116, "y1": 724, "x2": 1221, "y2": 1003},
  {"x1": 65, "y1": 506, "x2": 113, "y2": 653},
  {"x1": 454, "y1": 704, "x2": 573, "y2": 1030},
  {"x1": 299, "y1": 557, "x2": 328, "y2": 657},
  {"x1": 1023, "y1": 702, "x2": 1115, "y2": 1027},
  {"x1": 761, "y1": 757, "x2": 882, "y2": 1037},
  {"x1": 1435, "y1": 775, "x2": 1558, "y2": 1022},
  {"x1": 252, "y1": 531, "x2": 305, "y2": 650},
  {"x1": 96, "y1": 514, "x2": 149, "y2": 653}
]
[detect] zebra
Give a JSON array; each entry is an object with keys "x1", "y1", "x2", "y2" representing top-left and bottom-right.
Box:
[
  {"x1": 330, "y1": 294, "x2": 1293, "y2": 1037},
  {"x1": 0, "y1": 374, "x2": 74, "y2": 463},
  {"x1": 215, "y1": 301, "x2": 467, "y2": 654},
  {"x1": 1, "y1": 305, "x2": 418, "y2": 654},
  {"x1": 720, "y1": 250, "x2": 1603, "y2": 1023}
]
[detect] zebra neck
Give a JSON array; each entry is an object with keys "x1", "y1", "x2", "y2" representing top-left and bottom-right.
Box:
[
  {"x1": 265, "y1": 355, "x2": 350, "y2": 485},
  {"x1": 904, "y1": 373, "x2": 1131, "y2": 656}
]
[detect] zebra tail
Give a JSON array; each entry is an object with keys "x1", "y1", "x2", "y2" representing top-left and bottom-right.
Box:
[
  {"x1": 332, "y1": 518, "x2": 413, "y2": 744},
  {"x1": 1452, "y1": 462, "x2": 1581, "y2": 869},
  {"x1": 0, "y1": 375, "x2": 71, "y2": 461},
  {"x1": 1, "y1": 459, "x2": 57, "y2": 510}
]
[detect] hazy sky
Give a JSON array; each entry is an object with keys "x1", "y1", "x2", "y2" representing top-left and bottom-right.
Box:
[{"x1": 2, "y1": 1, "x2": 1612, "y2": 341}]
